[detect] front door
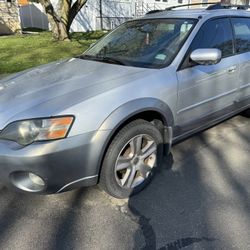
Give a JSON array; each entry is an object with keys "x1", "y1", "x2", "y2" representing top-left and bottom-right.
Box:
[{"x1": 176, "y1": 18, "x2": 239, "y2": 132}]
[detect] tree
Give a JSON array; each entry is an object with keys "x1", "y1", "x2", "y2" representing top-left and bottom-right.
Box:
[{"x1": 39, "y1": 0, "x2": 87, "y2": 41}]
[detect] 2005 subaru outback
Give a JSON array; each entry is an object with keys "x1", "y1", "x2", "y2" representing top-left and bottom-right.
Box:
[{"x1": 0, "y1": 3, "x2": 249, "y2": 198}]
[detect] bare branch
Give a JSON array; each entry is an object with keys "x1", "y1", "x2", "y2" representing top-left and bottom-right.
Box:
[
  {"x1": 71, "y1": 0, "x2": 87, "y2": 14},
  {"x1": 68, "y1": 0, "x2": 87, "y2": 27},
  {"x1": 39, "y1": 0, "x2": 61, "y2": 22}
]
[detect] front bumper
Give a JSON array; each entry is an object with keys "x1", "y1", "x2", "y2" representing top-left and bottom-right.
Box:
[{"x1": 0, "y1": 130, "x2": 110, "y2": 194}]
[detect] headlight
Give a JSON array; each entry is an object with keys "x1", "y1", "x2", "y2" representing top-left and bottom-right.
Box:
[{"x1": 0, "y1": 116, "x2": 74, "y2": 146}]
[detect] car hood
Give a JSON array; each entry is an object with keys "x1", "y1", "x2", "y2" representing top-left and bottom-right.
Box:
[{"x1": 0, "y1": 58, "x2": 147, "y2": 129}]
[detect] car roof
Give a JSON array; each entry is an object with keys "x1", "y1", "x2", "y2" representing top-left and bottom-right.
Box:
[{"x1": 141, "y1": 8, "x2": 250, "y2": 20}]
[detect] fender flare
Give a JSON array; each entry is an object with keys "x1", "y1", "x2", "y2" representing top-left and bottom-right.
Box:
[
  {"x1": 95, "y1": 98, "x2": 174, "y2": 176},
  {"x1": 99, "y1": 97, "x2": 174, "y2": 131}
]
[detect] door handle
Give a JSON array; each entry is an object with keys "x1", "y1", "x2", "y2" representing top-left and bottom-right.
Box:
[{"x1": 227, "y1": 66, "x2": 237, "y2": 73}]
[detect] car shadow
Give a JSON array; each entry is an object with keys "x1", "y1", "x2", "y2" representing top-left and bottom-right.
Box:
[{"x1": 126, "y1": 116, "x2": 250, "y2": 249}]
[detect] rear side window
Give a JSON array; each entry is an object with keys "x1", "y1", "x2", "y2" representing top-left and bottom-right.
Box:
[
  {"x1": 231, "y1": 18, "x2": 250, "y2": 53},
  {"x1": 190, "y1": 18, "x2": 234, "y2": 58}
]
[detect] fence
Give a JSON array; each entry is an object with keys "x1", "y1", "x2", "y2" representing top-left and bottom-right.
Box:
[
  {"x1": 19, "y1": 3, "x2": 48, "y2": 30},
  {"x1": 96, "y1": 16, "x2": 132, "y2": 30}
]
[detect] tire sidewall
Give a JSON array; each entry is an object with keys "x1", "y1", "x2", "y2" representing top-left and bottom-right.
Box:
[{"x1": 100, "y1": 120, "x2": 163, "y2": 199}]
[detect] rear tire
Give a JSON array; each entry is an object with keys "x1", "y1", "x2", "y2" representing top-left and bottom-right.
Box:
[{"x1": 99, "y1": 119, "x2": 163, "y2": 199}]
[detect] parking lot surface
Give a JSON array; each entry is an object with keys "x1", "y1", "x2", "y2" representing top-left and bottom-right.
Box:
[{"x1": 0, "y1": 115, "x2": 249, "y2": 250}]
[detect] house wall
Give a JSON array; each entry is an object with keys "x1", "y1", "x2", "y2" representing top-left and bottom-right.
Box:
[
  {"x1": 49, "y1": 0, "x2": 189, "y2": 32},
  {"x1": 69, "y1": 0, "x2": 189, "y2": 32},
  {"x1": 57, "y1": 0, "x2": 134, "y2": 32},
  {"x1": 0, "y1": 1, "x2": 21, "y2": 34}
]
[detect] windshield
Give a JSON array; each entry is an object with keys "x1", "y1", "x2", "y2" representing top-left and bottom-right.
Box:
[{"x1": 80, "y1": 18, "x2": 197, "y2": 68}]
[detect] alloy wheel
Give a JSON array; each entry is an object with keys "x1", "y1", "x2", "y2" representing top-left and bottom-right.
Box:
[{"x1": 114, "y1": 134, "x2": 157, "y2": 189}]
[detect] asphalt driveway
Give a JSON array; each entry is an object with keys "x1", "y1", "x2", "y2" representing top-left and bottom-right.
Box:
[{"x1": 0, "y1": 115, "x2": 249, "y2": 250}]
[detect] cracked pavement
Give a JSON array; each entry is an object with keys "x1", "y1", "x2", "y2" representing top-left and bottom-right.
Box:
[{"x1": 0, "y1": 115, "x2": 249, "y2": 250}]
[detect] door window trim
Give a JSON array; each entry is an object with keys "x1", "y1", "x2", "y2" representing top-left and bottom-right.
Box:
[
  {"x1": 229, "y1": 16, "x2": 250, "y2": 56},
  {"x1": 178, "y1": 16, "x2": 237, "y2": 71}
]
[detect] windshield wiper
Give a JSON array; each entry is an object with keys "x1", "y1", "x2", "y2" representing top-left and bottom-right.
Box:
[
  {"x1": 77, "y1": 55, "x2": 125, "y2": 65},
  {"x1": 99, "y1": 56, "x2": 125, "y2": 65},
  {"x1": 77, "y1": 54, "x2": 95, "y2": 60}
]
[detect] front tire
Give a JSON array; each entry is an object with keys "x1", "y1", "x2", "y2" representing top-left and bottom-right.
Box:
[{"x1": 99, "y1": 119, "x2": 163, "y2": 199}]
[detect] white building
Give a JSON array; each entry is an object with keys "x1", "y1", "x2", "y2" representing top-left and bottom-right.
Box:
[
  {"x1": 19, "y1": 0, "x2": 189, "y2": 32},
  {"x1": 59, "y1": 0, "x2": 189, "y2": 32}
]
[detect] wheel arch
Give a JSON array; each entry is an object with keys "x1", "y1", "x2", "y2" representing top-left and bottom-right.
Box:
[
  {"x1": 96, "y1": 98, "x2": 174, "y2": 179},
  {"x1": 98, "y1": 98, "x2": 174, "y2": 131}
]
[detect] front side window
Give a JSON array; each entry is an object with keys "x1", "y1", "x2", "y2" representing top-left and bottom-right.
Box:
[
  {"x1": 231, "y1": 18, "x2": 250, "y2": 54},
  {"x1": 190, "y1": 18, "x2": 234, "y2": 58},
  {"x1": 81, "y1": 18, "x2": 197, "y2": 68}
]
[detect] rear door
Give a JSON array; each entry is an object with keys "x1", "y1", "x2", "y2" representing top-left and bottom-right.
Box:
[
  {"x1": 231, "y1": 17, "x2": 250, "y2": 107},
  {"x1": 176, "y1": 18, "x2": 239, "y2": 131}
]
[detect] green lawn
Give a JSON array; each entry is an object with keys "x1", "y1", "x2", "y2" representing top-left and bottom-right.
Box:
[{"x1": 0, "y1": 31, "x2": 105, "y2": 75}]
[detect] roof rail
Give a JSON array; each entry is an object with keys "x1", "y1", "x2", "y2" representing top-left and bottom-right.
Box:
[
  {"x1": 164, "y1": 2, "x2": 221, "y2": 11},
  {"x1": 207, "y1": 3, "x2": 249, "y2": 10},
  {"x1": 206, "y1": 3, "x2": 228, "y2": 9},
  {"x1": 145, "y1": 2, "x2": 250, "y2": 15},
  {"x1": 146, "y1": 10, "x2": 164, "y2": 15}
]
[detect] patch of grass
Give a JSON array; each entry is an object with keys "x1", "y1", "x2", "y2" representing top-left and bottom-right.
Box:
[{"x1": 0, "y1": 31, "x2": 105, "y2": 74}]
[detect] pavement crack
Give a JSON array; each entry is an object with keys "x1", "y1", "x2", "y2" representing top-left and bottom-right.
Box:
[
  {"x1": 102, "y1": 193, "x2": 156, "y2": 249},
  {"x1": 119, "y1": 204, "x2": 157, "y2": 250}
]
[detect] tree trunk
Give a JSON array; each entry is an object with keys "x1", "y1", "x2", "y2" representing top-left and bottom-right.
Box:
[
  {"x1": 48, "y1": 16, "x2": 70, "y2": 41},
  {"x1": 39, "y1": 0, "x2": 87, "y2": 41}
]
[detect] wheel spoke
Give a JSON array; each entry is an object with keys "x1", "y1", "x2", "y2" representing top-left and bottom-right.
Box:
[
  {"x1": 124, "y1": 167, "x2": 137, "y2": 188},
  {"x1": 140, "y1": 164, "x2": 152, "y2": 179},
  {"x1": 116, "y1": 156, "x2": 131, "y2": 171},
  {"x1": 130, "y1": 135, "x2": 143, "y2": 156},
  {"x1": 120, "y1": 169, "x2": 131, "y2": 186},
  {"x1": 131, "y1": 176, "x2": 144, "y2": 188},
  {"x1": 141, "y1": 140, "x2": 157, "y2": 160}
]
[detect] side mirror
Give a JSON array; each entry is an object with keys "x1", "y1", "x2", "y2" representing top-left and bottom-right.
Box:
[{"x1": 190, "y1": 48, "x2": 222, "y2": 65}]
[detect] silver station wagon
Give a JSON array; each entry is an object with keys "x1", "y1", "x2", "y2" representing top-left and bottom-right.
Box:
[{"x1": 0, "y1": 3, "x2": 249, "y2": 198}]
